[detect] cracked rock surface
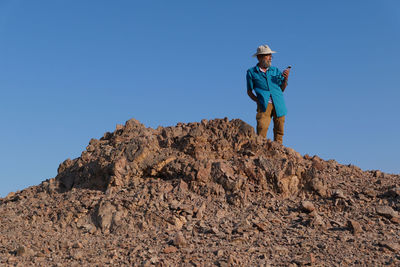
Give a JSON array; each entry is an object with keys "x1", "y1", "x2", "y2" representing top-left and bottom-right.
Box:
[{"x1": 1, "y1": 118, "x2": 399, "y2": 266}]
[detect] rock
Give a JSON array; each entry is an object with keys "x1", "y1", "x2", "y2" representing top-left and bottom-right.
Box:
[
  {"x1": 215, "y1": 250, "x2": 224, "y2": 257},
  {"x1": 172, "y1": 216, "x2": 185, "y2": 230},
  {"x1": 311, "y1": 214, "x2": 326, "y2": 229},
  {"x1": 96, "y1": 202, "x2": 117, "y2": 231},
  {"x1": 310, "y1": 178, "x2": 328, "y2": 197},
  {"x1": 390, "y1": 217, "x2": 400, "y2": 224},
  {"x1": 15, "y1": 246, "x2": 26, "y2": 257},
  {"x1": 363, "y1": 189, "x2": 376, "y2": 198},
  {"x1": 373, "y1": 170, "x2": 383, "y2": 178},
  {"x1": 149, "y1": 256, "x2": 159, "y2": 264},
  {"x1": 300, "y1": 253, "x2": 316, "y2": 265},
  {"x1": 253, "y1": 222, "x2": 268, "y2": 232},
  {"x1": 227, "y1": 254, "x2": 241, "y2": 265},
  {"x1": 163, "y1": 246, "x2": 178, "y2": 253},
  {"x1": 376, "y1": 206, "x2": 398, "y2": 219},
  {"x1": 73, "y1": 250, "x2": 84, "y2": 260},
  {"x1": 277, "y1": 175, "x2": 300, "y2": 197},
  {"x1": 210, "y1": 226, "x2": 219, "y2": 234},
  {"x1": 211, "y1": 162, "x2": 236, "y2": 191},
  {"x1": 379, "y1": 241, "x2": 400, "y2": 252},
  {"x1": 13, "y1": 245, "x2": 34, "y2": 257},
  {"x1": 301, "y1": 201, "x2": 315, "y2": 213},
  {"x1": 7, "y1": 256, "x2": 17, "y2": 263},
  {"x1": 386, "y1": 187, "x2": 400, "y2": 198},
  {"x1": 173, "y1": 232, "x2": 187, "y2": 247},
  {"x1": 347, "y1": 219, "x2": 363, "y2": 235},
  {"x1": 312, "y1": 160, "x2": 324, "y2": 171},
  {"x1": 6, "y1": 191, "x2": 16, "y2": 199},
  {"x1": 194, "y1": 202, "x2": 206, "y2": 219},
  {"x1": 72, "y1": 242, "x2": 83, "y2": 249},
  {"x1": 332, "y1": 189, "x2": 346, "y2": 199}
]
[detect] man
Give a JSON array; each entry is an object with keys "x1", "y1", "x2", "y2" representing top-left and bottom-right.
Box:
[{"x1": 246, "y1": 44, "x2": 290, "y2": 144}]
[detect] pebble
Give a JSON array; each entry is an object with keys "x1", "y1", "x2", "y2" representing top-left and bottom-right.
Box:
[
  {"x1": 376, "y1": 206, "x2": 398, "y2": 219},
  {"x1": 379, "y1": 241, "x2": 400, "y2": 252},
  {"x1": 163, "y1": 246, "x2": 178, "y2": 253},
  {"x1": 347, "y1": 219, "x2": 363, "y2": 235},
  {"x1": 173, "y1": 232, "x2": 187, "y2": 247},
  {"x1": 301, "y1": 201, "x2": 315, "y2": 213}
]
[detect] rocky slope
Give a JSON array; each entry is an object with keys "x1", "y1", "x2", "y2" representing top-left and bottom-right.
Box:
[{"x1": 1, "y1": 118, "x2": 399, "y2": 266}]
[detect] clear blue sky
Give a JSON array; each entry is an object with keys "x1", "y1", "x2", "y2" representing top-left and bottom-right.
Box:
[{"x1": 1, "y1": 0, "x2": 399, "y2": 197}]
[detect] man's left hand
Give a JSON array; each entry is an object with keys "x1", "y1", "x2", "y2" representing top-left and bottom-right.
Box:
[{"x1": 282, "y1": 68, "x2": 290, "y2": 80}]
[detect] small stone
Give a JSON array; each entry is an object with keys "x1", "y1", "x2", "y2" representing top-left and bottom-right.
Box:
[
  {"x1": 302, "y1": 253, "x2": 316, "y2": 265},
  {"x1": 73, "y1": 242, "x2": 83, "y2": 249},
  {"x1": 163, "y1": 246, "x2": 178, "y2": 253},
  {"x1": 195, "y1": 202, "x2": 206, "y2": 219},
  {"x1": 310, "y1": 178, "x2": 328, "y2": 197},
  {"x1": 73, "y1": 250, "x2": 84, "y2": 260},
  {"x1": 312, "y1": 214, "x2": 326, "y2": 229},
  {"x1": 82, "y1": 223, "x2": 96, "y2": 234},
  {"x1": 312, "y1": 160, "x2": 324, "y2": 171},
  {"x1": 390, "y1": 217, "x2": 400, "y2": 224},
  {"x1": 347, "y1": 219, "x2": 362, "y2": 235},
  {"x1": 6, "y1": 191, "x2": 16, "y2": 199},
  {"x1": 227, "y1": 254, "x2": 240, "y2": 265},
  {"x1": 376, "y1": 206, "x2": 398, "y2": 219},
  {"x1": 215, "y1": 250, "x2": 224, "y2": 257},
  {"x1": 301, "y1": 201, "x2": 315, "y2": 213},
  {"x1": 15, "y1": 246, "x2": 26, "y2": 256},
  {"x1": 309, "y1": 253, "x2": 316, "y2": 264},
  {"x1": 386, "y1": 187, "x2": 400, "y2": 198},
  {"x1": 210, "y1": 226, "x2": 219, "y2": 234},
  {"x1": 7, "y1": 256, "x2": 17, "y2": 263},
  {"x1": 253, "y1": 222, "x2": 268, "y2": 232},
  {"x1": 150, "y1": 256, "x2": 159, "y2": 264},
  {"x1": 173, "y1": 231, "x2": 187, "y2": 247},
  {"x1": 217, "y1": 260, "x2": 228, "y2": 267},
  {"x1": 379, "y1": 241, "x2": 400, "y2": 252},
  {"x1": 332, "y1": 189, "x2": 346, "y2": 199},
  {"x1": 274, "y1": 245, "x2": 289, "y2": 255},
  {"x1": 172, "y1": 216, "x2": 184, "y2": 230},
  {"x1": 14, "y1": 245, "x2": 34, "y2": 257},
  {"x1": 363, "y1": 189, "x2": 376, "y2": 198},
  {"x1": 216, "y1": 209, "x2": 226, "y2": 219}
]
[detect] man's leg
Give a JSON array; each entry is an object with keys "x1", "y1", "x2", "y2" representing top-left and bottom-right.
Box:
[
  {"x1": 256, "y1": 104, "x2": 273, "y2": 138},
  {"x1": 272, "y1": 109, "x2": 285, "y2": 144}
]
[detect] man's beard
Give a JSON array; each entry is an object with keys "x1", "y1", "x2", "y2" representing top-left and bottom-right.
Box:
[{"x1": 259, "y1": 59, "x2": 271, "y2": 69}]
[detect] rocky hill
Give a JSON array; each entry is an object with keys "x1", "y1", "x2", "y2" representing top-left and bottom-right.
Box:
[{"x1": 1, "y1": 118, "x2": 399, "y2": 266}]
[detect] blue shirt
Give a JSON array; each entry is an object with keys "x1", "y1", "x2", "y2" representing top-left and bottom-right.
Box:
[{"x1": 246, "y1": 65, "x2": 287, "y2": 117}]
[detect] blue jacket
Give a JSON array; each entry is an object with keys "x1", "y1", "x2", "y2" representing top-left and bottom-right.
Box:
[{"x1": 246, "y1": 65, "x2": 287, "y2": 117}]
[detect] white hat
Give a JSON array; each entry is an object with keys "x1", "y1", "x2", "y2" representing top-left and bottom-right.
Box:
[{"x1": 253, "y1": 45, "x2": 277, "y2": 57}]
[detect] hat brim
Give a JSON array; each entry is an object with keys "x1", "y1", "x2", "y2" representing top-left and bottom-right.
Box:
[{"x1": 252, "y1": 51, "x2": 277, "y2": 57}]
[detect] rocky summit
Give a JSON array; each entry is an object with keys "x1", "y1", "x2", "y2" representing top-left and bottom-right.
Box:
[{"x1": 1, "y1": 118, "x2": 399, "y2": 266}]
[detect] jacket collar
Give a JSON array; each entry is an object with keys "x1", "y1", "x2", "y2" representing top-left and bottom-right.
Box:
[{"x1": 256, "y1": 64, "x2": 269, "y2": 73}]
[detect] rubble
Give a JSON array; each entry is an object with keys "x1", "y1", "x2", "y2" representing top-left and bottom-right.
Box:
[{"x1": 0, "y1": 117, "x2": 399, "y2": 266}]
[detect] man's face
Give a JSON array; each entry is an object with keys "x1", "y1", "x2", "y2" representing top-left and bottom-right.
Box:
[{"x1": 257, "y1": 54, "x2": 272, "y2": 68}]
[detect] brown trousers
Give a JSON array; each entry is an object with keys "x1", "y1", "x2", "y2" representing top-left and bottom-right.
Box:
[{"x1": 256, "y1": 103, "x2": 285, "y2": 144}]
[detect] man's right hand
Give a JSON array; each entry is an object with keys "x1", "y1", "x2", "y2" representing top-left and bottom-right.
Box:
[{"x1": 247, "y1": 89, "x2": 258, "y2": 102}]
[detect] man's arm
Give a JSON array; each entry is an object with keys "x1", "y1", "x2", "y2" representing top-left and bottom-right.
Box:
[
  {"x1": 247, "y1": 89, "x2": 258, "y2": 102},
  {"x1": 246, "y1": 71, "x2": 258, "y2": 102},
  {"x1": 280, "y1": 79, "x2": 288, "y2": 92}
]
